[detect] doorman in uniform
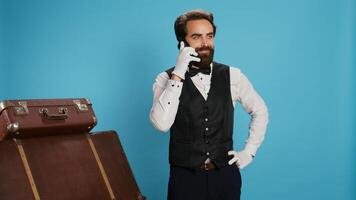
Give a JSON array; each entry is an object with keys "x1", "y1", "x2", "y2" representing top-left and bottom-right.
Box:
[{"x1": 150, "y1": 9, "x2": 269, "y2": 200}]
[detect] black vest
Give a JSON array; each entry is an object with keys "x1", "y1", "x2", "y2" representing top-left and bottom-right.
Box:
[{"x1": 166, "y1": 62, "x2": 234, "y2": 169}]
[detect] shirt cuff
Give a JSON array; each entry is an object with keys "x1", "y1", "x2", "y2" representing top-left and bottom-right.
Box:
[
  {"x1": 243, "y1": 143, "x2": 258, "y2": 157},
  {"x1": 166, "y1": 79, "x2": 183, "y2": 93},
  {"x1": 157, "y1": 79, "x2": 183, "y2": 112}
]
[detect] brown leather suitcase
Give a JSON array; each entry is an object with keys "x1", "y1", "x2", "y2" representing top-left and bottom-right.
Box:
[
  {"x1": 0, "y1": 98, "x2": 97, "y2": 141},
  {"x1": 0, "y1": 99, "x2": 146, "y2": 200}
]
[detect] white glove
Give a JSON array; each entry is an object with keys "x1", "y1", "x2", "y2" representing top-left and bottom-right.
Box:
[
  {"x1": 172, "y1": 41, "x2": 201, "y2": 79},
  {"x1": 228, "y1": 150, "x2": 253, "y2": 170}
]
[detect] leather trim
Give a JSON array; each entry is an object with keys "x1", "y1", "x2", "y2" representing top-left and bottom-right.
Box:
[
  {"x1": 87, "y1": 136, "x2": 116, "y2": 200},
  {"x1": 14, "y1": 139, "x2": 41, "y2": 200}
]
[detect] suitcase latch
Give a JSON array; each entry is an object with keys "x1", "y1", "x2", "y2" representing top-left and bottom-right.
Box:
[
  {"x1": 74, "y1": 100, "x2": 89, "y2": 112},
  {"x1": 14, "y1": 101, "x2": 29, "y2": 116}
]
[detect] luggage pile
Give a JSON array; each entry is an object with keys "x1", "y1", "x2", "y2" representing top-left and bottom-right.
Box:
[{"x1": 0, "y1": 98, "x2": 146, "y2": 200}]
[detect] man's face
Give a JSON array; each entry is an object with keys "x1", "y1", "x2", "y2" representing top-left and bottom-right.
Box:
[{"x1": 185, "y1": 19, "x2": 215, "y2": 68}]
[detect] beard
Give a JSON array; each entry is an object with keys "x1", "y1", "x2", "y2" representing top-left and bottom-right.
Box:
[{"x1": 190, "y1": 45, "x2": 214, "y2": 69}]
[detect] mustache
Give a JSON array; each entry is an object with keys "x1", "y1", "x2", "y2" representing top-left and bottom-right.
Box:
[{"x1": 195, "y1": 46, "x2": 213, "y2": 53}]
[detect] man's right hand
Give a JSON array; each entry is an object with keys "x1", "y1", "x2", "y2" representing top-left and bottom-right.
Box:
[{"x1": 172, "y1": 41, "x2": 201, "y2": 80}]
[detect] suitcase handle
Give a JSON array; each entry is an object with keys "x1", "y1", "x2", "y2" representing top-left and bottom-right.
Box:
[{"x1": 39, "y1": 108, "x2": 68, "y2": 120}]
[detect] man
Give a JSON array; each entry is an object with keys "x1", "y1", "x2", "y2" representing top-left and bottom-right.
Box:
[{"x1": 150, "y1": 9, "x2": 269, "y2": 200}]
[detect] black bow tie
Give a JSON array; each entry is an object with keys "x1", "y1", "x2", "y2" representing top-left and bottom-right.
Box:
[{"x1": 187, "y1": 67, "x2": 211, "y2": 77}]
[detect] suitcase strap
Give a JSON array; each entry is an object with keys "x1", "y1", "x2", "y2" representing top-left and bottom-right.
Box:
[
  {"x1": 14, "y1": 139, "x2": 41, "y2": 200},
  {"x1": 87, "y1": 136, "x2": 117, "y2": 200}
]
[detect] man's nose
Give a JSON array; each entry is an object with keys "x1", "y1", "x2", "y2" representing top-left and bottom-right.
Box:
[{"x1": 200, "y1": 38, "x2": 208, "y2": 47}]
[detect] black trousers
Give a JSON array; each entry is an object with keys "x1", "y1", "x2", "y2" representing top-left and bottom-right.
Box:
[{"x1": 168, "y1": 164, "x2": 242, "y2": 200}]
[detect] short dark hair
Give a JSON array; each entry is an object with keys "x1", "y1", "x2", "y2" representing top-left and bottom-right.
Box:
[{"x1": 174, "y1": 9, "x2": 217, "y2": 42}]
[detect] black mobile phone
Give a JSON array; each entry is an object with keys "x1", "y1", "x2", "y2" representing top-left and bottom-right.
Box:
[
  {"x1": 177, "y1": 40, "x2": 190, "y2": 49},
  {"x1": 177, "y1": 40, "x2": 200, "y2": 67}
]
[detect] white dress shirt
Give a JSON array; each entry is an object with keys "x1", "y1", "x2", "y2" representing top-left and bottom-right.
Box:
[{"x1": 149, "y1": 64, "x2": 269, "y2": 156}]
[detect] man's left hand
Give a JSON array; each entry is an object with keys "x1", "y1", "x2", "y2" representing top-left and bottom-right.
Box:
[{"x1": 228, "y1": 150, "x2": 253, "y2": 170}]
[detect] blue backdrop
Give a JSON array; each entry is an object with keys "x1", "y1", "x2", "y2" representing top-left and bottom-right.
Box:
[{"x1": 0, "y1": 0, "x2": 355, "y2": 199}]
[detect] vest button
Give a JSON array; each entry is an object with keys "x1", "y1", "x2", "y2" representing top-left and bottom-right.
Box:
[
  {"x1": 205, "y1": 118, "x2": 208, "y2": 122},
  {"x1": 205, "y1": 127, "x2": 209, "y2": 131},
  {"x1": 206, "y1": 152, "x2": 210, "y2": 156},
  {"x1": 205, "y1": 140, "x2": 209, "y2": 144}
]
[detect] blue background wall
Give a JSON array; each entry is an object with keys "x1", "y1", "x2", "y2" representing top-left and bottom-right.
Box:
[{"x1": 0, "y1": 0, "x2": 355, "y2": 199}]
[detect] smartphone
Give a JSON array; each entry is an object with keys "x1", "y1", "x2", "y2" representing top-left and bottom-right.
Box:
[
  {"x1": 178, "y1": 40, "x2": 200, "y2": 67},
  {"x1": 177, "y1": 40, "x2": 190, "y2": 49}
]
